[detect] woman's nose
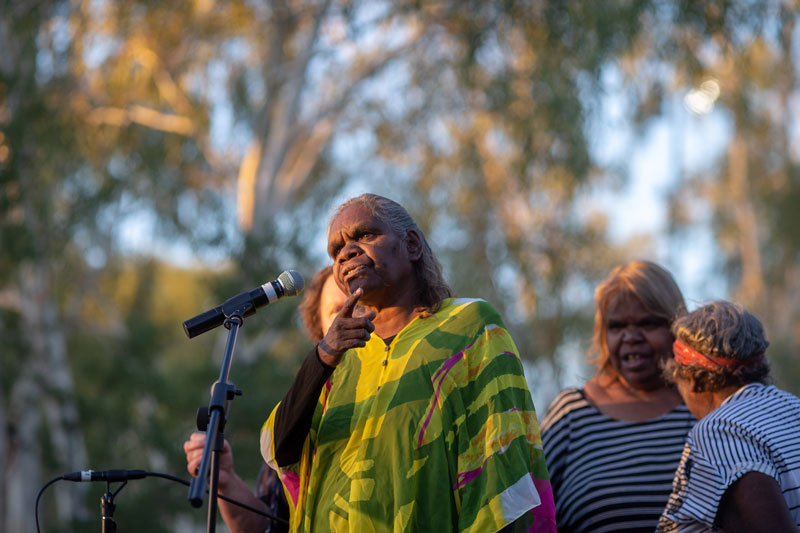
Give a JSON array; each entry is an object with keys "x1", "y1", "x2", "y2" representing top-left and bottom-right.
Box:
[
  {"x1": 621, "y1": 325, "x2": 644, "y2": 341},
  {"x1": 338, "y1": 240, "x2": 360, "y2": 261}
]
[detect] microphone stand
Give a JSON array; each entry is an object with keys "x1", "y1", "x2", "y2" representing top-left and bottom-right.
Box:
[
  {"x1": 187, "y1": 302, "x2": 248, "y2": 533},
  {"x1": 100, "y1": 479, "x2": 127, "y2": 533}
]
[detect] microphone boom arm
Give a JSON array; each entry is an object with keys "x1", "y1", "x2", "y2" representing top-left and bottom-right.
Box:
[{"x1": 182, "y1": 271, "x2": 304, "y2": 338}]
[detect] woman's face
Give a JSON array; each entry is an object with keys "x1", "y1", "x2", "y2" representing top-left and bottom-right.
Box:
[
  {"x1": 605, "y1": 294, "x2": 673, "y2": 391},
  {"x1": 319, "y1": 274, "x2": 348, "y2": 336}
]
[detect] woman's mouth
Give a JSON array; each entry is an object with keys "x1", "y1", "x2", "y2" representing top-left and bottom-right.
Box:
[
  {"x1": 343, "y1": 264, "x2": 368, "y2": 281},
  {"x1": 621, "y1": 353, "x2": 647, "y2": 363}
]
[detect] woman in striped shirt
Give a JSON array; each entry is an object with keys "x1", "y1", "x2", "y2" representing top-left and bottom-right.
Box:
[
  {"x1": 542, "y1": 261, "x2": 696, "y2": 531},
  {"x1": 658, "y1": 301, "x2": 800, "y2": 532}
]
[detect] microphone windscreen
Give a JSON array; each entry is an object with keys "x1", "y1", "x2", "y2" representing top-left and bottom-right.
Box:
[{"x1": 279, "y1": 270, "x2": 304, "y2": 296}]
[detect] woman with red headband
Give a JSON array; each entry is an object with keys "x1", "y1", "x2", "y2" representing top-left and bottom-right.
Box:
[{"x1": 658, "y1": 300, "x2": 800, "y2": 532}]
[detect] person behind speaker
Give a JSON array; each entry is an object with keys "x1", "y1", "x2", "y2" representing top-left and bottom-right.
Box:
[
  {"x1": 184, "y1": 266, "x2": 346, "y2": 533},
  {"x1": 260, "y1": 193, "x2": 554, "y2": 532}
]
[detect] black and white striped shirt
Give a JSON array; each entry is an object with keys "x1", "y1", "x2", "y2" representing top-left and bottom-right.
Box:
[
  {"x1": 658, "y1": 383, "x2": 800, "y2": 531},
  {"x1": 541, "y1": 388, "x2": 695, "y2": 532}
]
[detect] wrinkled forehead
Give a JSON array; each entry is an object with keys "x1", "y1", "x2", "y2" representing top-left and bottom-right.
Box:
[{"x1": 327, "y1": 204, "x2": 394, "y2": 249}]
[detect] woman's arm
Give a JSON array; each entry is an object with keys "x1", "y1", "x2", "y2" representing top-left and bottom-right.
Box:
[
  {"x1": 272, "y1": 347, "x2": 334, "y2": 466},
  {"x1": 717, "y1": 471, "x2": 798, "y2": 533}
]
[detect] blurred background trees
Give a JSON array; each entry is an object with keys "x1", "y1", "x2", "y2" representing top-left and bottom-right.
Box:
[{"x1": 1, "y1": 0, "x2": 797, "y2": 530}]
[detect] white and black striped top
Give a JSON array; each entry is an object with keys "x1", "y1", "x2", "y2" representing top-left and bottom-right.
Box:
[
  {"x1": 658, "y1": 383, "x2": 800, "y2": 532},
  {"x1": 541, "y1": 388, "x2": 696, "y2": 532}
]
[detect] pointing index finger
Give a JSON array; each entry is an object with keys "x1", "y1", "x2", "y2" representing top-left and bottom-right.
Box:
[{"x1": 339, "y1": 287, "x2": 363, "y2": 318}]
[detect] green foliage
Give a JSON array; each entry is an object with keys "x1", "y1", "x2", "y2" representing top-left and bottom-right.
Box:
[
  {"x1": 59, "y1": 259, "x2": 307, "y2": 531},
  {"x1": 3, "y1": 0, "x2": 800, "y2": 530}
]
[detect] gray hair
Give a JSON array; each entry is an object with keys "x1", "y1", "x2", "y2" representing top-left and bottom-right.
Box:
[
  {"x1": 331, "y1": 194, "x2": 453, "y2": 313},
  {"x1": 664, "y1": 300, "x2": 771, "y2": 392}
]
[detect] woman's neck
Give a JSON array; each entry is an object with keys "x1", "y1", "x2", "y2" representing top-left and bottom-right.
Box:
[
  {"x1": 367, "y1": 304, "x2": 419, "y2": 339},
  {"x1": 584, "y1": 372, "x2": 684, "y2": 422}
]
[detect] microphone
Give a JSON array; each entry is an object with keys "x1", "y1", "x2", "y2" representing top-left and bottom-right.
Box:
[
  {"x1": 182, "y1": 270, "x2": 304, "y2": 338},
  {"x1": 62, "y1": 469, "x2": 147, "y2": 482}
]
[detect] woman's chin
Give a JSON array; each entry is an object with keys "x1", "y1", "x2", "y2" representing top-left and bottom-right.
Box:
[{"x1": 617, "y1": 366, "x2": 666, "y2": 391}]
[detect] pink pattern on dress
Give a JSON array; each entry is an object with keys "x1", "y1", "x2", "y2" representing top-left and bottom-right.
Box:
[
  {"x1": 527, "y1": 477, "x2": 557, "y2": 533},
  {"x1": 281, "y1": 470, "x2": 301, "y2": 508},
  {"x1": 417, "y1": 337, "x2": 479, "y2": 448}
]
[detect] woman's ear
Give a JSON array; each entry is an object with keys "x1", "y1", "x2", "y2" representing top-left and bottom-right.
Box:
[{"x1": 405, "y1": 229, "x2": 423, "y2": 261}]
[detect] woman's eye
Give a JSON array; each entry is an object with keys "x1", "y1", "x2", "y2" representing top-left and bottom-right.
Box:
[{"x1": 640, "y1": 318, "x2": 667, "y2": 330}]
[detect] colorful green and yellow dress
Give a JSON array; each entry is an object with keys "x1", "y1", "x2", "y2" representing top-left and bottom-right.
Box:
[{"x1": 261, "y1": 297, "x2": 555, "y2": 532}]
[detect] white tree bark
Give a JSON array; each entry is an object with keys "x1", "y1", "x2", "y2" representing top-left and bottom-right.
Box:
[
  {"x1": 3, "y1": 266, "x2": 89, "y2": 532},
  {"x1": 6, "y1": 365, "x2": 43, "y2": 533},
  {"x1": 728, "y1": 136, "x2": 763, "y2": 310},
  {"x1": 240, "y1": 1, "x2": 428, "y2": 234}
]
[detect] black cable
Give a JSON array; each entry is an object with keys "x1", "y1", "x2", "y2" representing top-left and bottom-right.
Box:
[
  {"x1": 35, "y1": 475, "x2": 64, "y2": 533},
  {"x1": 34, "y1": 471, "x2": 289, "y2": 532},
  {"x1": 144, "y1": 471, "x2": 289, "y2": 525}
]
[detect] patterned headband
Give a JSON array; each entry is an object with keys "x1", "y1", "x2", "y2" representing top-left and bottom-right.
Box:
[{"x1": 673, "y1": 339, "x2": 764, "y2": 370}]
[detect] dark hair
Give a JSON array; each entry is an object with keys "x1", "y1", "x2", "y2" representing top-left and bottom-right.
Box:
[
  {"x1": 664, "y1": 300, "x2": 771, "y2": 392},
  {"x1": 298, "y1": 265, "x2": 333, "y2": 343},
  {"x1": 331, "y1": 193, "x2": 453, "y2": 313},
  {"x1": 589, "y1": 260, "x2": 686, "y2": 376}
]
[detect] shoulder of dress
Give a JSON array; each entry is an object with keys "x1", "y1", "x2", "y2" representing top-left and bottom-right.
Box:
[
  {"x1": 443, "y1": 297, "x2": 489, "y2": 310},
  {"x1": 690, "y1": 402, "x2": 749, "y2": 444},
  {"x1": 440, "y1": 297, "x2": 503, "y2": 323},
  {"x1": 541, "y1": 388, "x2": 587, "y2": 428}
]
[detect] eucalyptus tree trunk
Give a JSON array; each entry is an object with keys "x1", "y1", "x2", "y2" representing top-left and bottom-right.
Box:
[
  {"x1": 4, "y1": 264, "x2": 89, "y2": 532},
  {"x1": 238, "y1": 0, "x2": 427, "y2": 235},
  {"x1": 727, "y1": 136, "x2": 763, "y2": 311},
  {"x1": 1, "y1": 1, "x2": 89, "y2": 522}
]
